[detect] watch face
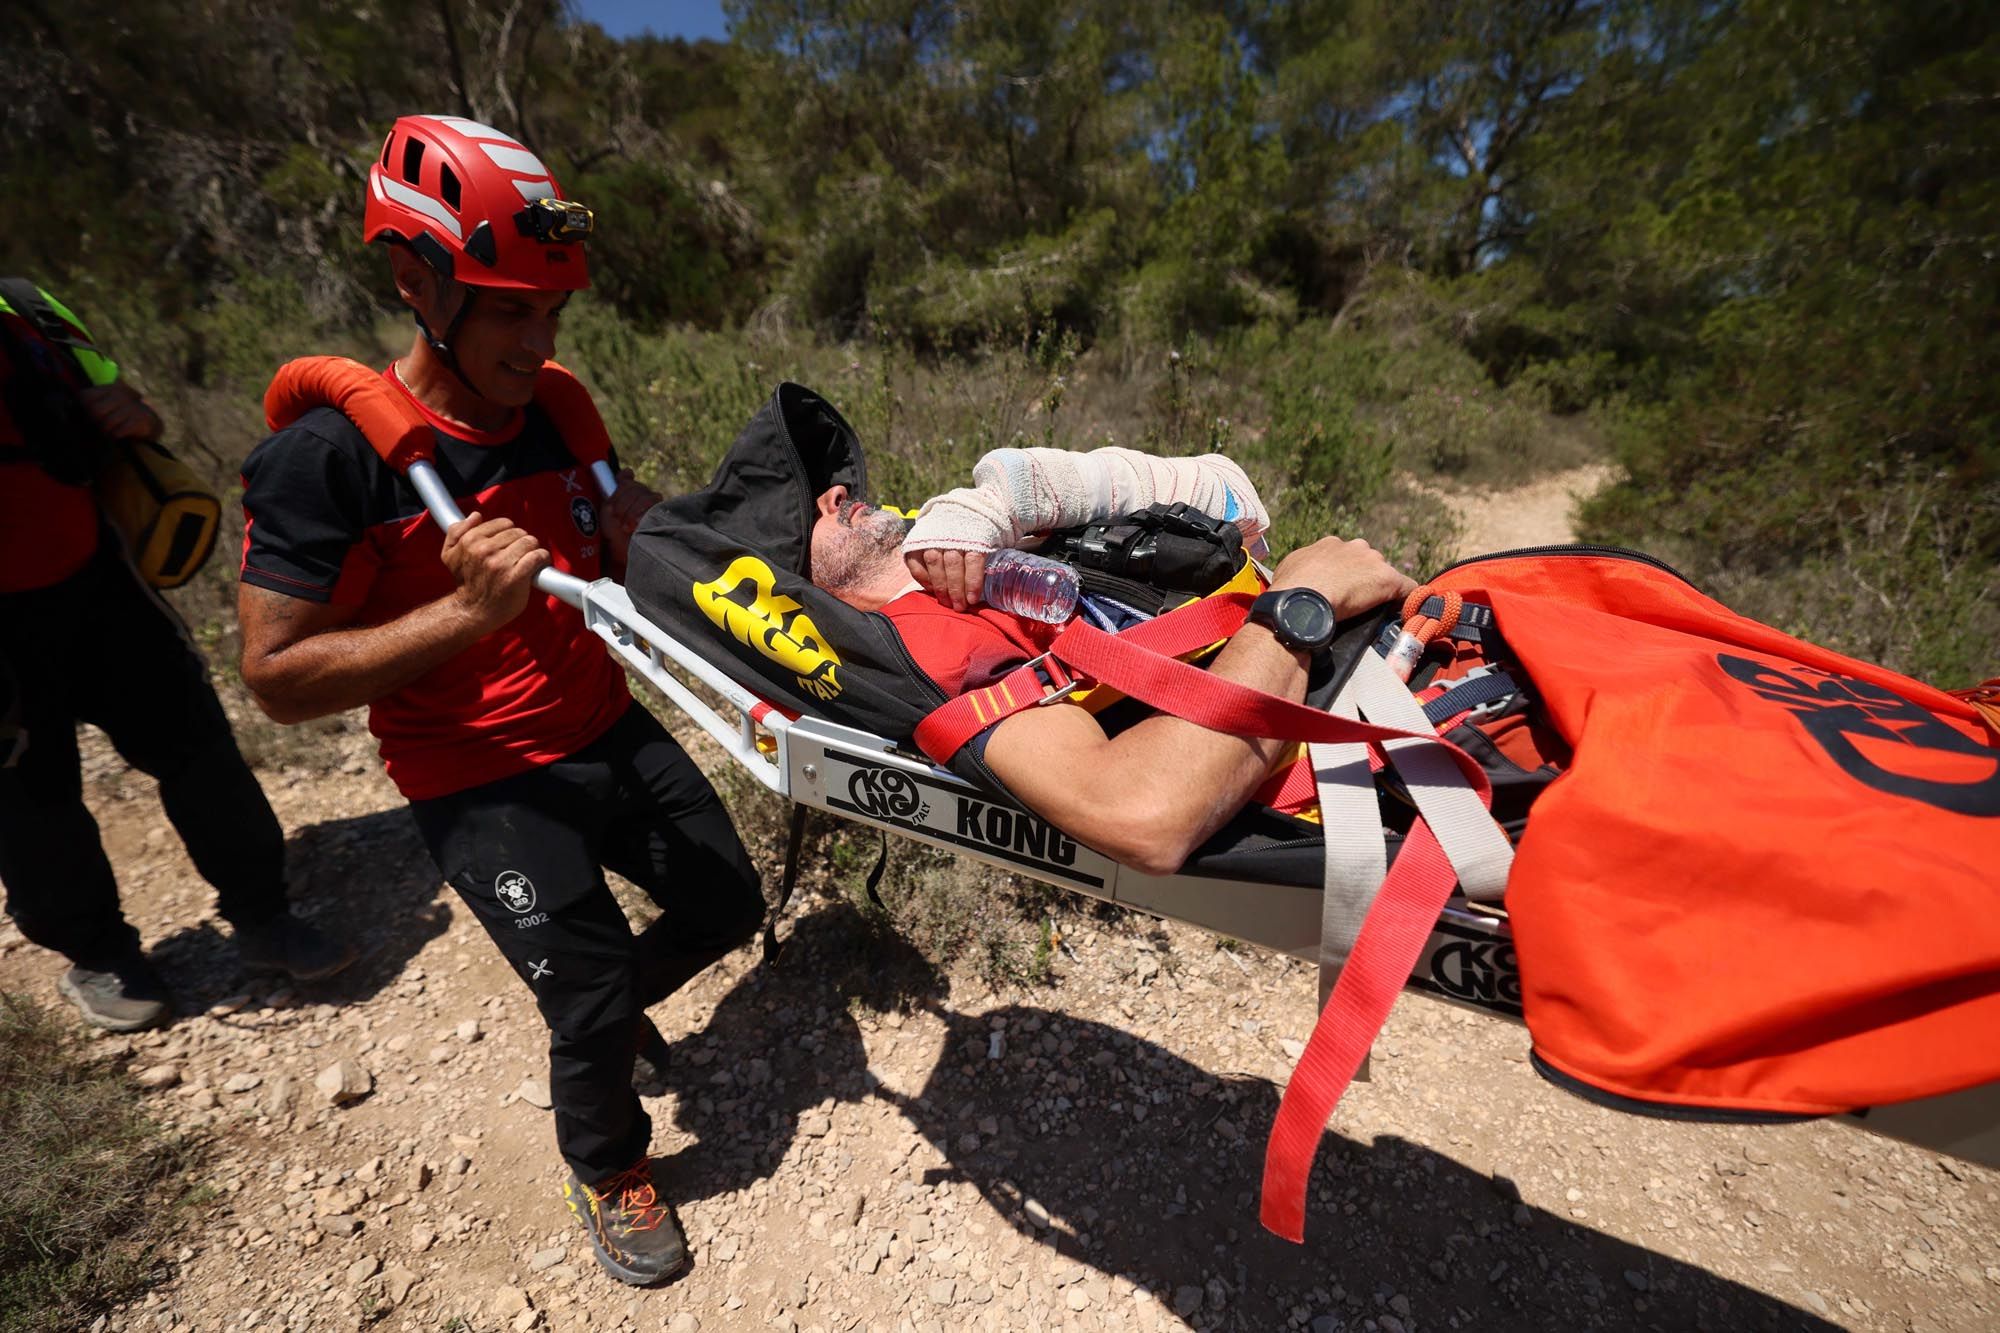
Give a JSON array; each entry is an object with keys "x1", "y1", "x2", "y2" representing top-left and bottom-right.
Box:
[{"x1": 1278, "y1": 592, "x2": 1334, "y2": 645}]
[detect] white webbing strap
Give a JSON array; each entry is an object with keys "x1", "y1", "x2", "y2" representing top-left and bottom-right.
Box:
[
  {"x1": 1309, "y1": 669, "x2": 1384, "y2": 1003},
  {"x1": 1349, "y1": 652, "x2": 1515, "y2": 903},
  {"x1": 1309, "y1": 653, "x2": 1517, "y2": 1002}
]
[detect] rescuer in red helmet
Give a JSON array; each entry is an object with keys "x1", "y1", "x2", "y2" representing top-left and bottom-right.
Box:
[{"x1": 235, "y1": 115, "x2": 764, "y2": 1287}]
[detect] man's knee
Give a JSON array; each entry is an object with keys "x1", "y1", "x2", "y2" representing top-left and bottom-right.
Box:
[{"x1": 529, "y1": 952, "x2": 642, "y2": 1051}]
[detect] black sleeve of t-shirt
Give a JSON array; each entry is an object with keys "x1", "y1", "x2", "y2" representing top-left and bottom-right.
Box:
[{"x1": 238, "y1": 410, "x2": 382, "y2": 604}]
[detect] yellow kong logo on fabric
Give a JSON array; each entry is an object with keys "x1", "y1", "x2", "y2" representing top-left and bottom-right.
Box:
[{"x1": 693, "y1": 556, "x2": 845, "y2": 700}]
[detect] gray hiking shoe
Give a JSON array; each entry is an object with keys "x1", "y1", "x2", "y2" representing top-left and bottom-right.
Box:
[
  {"x1": 57, "y1": 959, "x2": 171, "y2": 1032},
  {"x1": 562, "y1": 1160, "x2": 690, "y2": 1287},
  {"x1": 234, "y1": 912, "x2": 357, "y2": 981}
]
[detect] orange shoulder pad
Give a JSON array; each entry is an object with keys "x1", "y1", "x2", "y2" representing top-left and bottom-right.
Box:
[{"x1": 263, "y1": 356, "x2": 433, "y2": 471}]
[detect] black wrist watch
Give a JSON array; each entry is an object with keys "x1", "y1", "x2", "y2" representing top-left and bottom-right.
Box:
[{"x1": 1248, "y1": 587, "x2": 1338, "y2": 655}]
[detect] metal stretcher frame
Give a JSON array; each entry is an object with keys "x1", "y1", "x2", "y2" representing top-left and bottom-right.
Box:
[{"x1": 409, "y1": 461, "x2": 2000, "y2": 1175}]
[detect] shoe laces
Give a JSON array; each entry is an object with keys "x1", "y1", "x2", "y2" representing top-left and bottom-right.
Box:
[{"x1": 590, "y1": 1161, "x2": 668, "y2": 1233}]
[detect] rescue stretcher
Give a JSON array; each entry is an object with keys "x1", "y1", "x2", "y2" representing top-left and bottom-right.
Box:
[{"x1": 403, "y1": 455, "x2": 2000, "y2": 1181}]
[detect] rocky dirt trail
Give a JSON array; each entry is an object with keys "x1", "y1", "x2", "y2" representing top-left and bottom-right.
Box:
[
  {"x1": 1428, "y1": 463, "x2": 1623, "y2": 562},
  {"x1": 3, "y1": 466, "x2": 1996, "y2": 1333}
]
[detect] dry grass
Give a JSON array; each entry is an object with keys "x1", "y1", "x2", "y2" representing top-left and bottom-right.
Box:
[{"x1": 0, "y1": 996, "x2": 207, "y2": 1333}]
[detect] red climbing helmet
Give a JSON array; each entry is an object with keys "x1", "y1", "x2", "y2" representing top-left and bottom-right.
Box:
[{"x1": 364, "y1": 115, "x2": 591, "y2": 292}]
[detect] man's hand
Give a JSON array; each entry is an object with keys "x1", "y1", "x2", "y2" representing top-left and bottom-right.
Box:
[
  {"x1": 78, "y1": 383, "x2": 163, "y2": 442},
  {"x1": 1268, "y1": 535, "x2": 1415, "y2": 621},
  {"x1": 441, "y1": 512, "x2": 550, "y2": 630},
  {"x1": 905, "y1": 547, "x2": 989, "y2": 611},
  {"x1": 601, "y1": 468, "x2": 663, "y2": 567}
]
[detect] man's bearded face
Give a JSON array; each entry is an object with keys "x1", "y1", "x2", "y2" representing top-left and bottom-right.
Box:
[{"x1": 811, "y1": 497, "x2": 908, "y2": 596}]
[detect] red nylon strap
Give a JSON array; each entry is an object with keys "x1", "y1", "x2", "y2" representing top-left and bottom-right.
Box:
[
  {"x1": 1250, "y1": 751, "x2": 1319, "y2": 811},
  {"x1": 1258, "y1": 815, "x2": 1461, "y2": 1241},
  {"x1": 913, "y1": 656, "x2": 1073, "y2": 762},
  {"x1": 909, "y1": 589, "x2": 1493, "y2": 1243},
  {"x1": 1115, "y1": 591, "x2": 1253, "y2": 656},
  {"x1": 1048, "y1": 620, "x2": 1495, "y2": 799},
  {"x1": 1050, "y1": 614, "x2": 1499, "y2": 1242},
  {"x1": 912, "y1": 594, "x2": 1256, "y2": 764},
  {"x1": 1254, "y1": 742, "x2": 1388, "y2": 810}
]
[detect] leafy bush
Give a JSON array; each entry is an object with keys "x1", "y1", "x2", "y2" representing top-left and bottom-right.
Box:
[
  {"x1": 872, "y1": 211, "x2": 1125, "y2": 356},
  {"x1": 574, "y1": 160, "x2": 764, "y2": 331}
]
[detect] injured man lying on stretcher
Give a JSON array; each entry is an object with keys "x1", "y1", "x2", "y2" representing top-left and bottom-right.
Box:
[{"x1": 802, "y1": 445, "x2": 1415, "y2": 876}]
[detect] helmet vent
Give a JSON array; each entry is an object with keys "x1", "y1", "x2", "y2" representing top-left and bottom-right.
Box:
[
  {"x1": 439, "y1": 165, "x2": 462, "y2": 211},
  {"x1": 401, "y1": 138, "x2": 425, "y2": 185}
]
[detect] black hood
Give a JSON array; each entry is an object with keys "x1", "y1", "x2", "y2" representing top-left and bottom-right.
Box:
[
  {"x1": 626, "y1": 382, "x2": 950, "y2": 756},
  {"x1": 651, "y1": 381, "x2": 867, "y2": 582}
]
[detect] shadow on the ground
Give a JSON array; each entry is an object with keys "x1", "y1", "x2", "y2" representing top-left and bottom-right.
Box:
[
  {"x1": 648, "y1": 897, "x2": 946, "y2": 1191},
  {"x1": 148, "y1": 805, "x2": 449, "y2": 1016},
  {"x1": 657, "y1": 901, "x2": 1834, "y2": 1332}
]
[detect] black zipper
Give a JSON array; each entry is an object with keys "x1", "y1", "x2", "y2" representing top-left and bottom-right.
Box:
[
  {"x1": 1429, "y1": 542, "x2": 1700, "y2": 592},
  {"x1": 868, "y1": 611, "x2": 951, "y2": 713}
]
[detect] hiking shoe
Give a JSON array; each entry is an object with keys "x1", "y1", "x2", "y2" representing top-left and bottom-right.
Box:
[
  {"x1": 57, "y1": 958, "x2": 171, "y2": 1033},
  {"x1": 632, "y1": 1021, "x2": 671, "y2": 1098},
  {"x1": 562, "y1": 1160, "x2": 689, "y2": 1286},
  {"x1": 234, "y1": 912, "x2": 357, "y2": 981}
]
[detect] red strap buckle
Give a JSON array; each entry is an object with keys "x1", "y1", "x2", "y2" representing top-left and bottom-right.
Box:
[{"x1": 1023, "y1": 652, "x2": 1082, "y2": 705}]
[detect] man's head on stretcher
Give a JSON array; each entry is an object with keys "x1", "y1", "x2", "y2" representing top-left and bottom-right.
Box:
[{"x1": 804, "y1": 449, "x2": 1415, "y2": 876}]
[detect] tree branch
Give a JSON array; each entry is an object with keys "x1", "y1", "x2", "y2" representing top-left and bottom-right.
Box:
[{"x1": 436, "y1": 0, "x2": 475, "y2": 120}]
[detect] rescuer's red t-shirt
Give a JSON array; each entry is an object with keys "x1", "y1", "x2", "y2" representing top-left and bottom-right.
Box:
[{"x1": 239, "y1": 368, "x2": 629, "y2": 799}]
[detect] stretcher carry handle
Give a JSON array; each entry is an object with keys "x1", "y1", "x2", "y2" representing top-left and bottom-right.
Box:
[{"x1": 263, "y1": 354, "x2": 621, "y2": 609}]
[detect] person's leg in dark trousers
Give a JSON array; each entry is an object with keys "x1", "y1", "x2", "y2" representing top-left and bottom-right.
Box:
[
  {"x1": 411, "y1": 709, "x2": 762, "y2": 1285},
  {"x1": 72, "y1": 552, "x2": 290, "y2": 931},
  {"x1": 411, "y1": 757, "x2": 655, "y2": 1185},
  {"x1": 1, "y1": 547, "x2": 346, "y2": 1010},
  {"x1": 595, "y1": 708, "x2": 765, "y2": 1010},
  {"x1": 411, "y1": 753, "x2": 692, "y2": 1284},
  {"x1": 0, "y1": 549, "x2": 290, "y2": 948},
  {"x1": 0, "y1": 609, "x2": 143, "y2": 970}
]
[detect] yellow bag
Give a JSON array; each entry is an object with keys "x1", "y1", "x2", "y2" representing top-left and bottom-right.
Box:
[
  {"x1": 94, "y1": 439, "x2": 221, "y2": 589},
  {"x1": 0, "y1": 278, "x2": 221, "y2": 589}
]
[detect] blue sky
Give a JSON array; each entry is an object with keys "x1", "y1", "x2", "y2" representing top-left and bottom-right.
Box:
[{"x1": 572, "y1": 1, "x2": 730, "y2": 42}]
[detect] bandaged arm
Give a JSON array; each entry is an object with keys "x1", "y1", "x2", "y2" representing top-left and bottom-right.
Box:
[{"x1": 903, "y1": 446, "x2": 1271, "y2": 558}]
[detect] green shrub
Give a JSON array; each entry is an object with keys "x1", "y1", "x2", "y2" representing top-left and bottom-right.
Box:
[
  {"x1": 573, "y1": 160, "x2": 764, "y2": 331},
  {"x1": 872, "y1": 211, "x2": 1125, "y2": 357}
]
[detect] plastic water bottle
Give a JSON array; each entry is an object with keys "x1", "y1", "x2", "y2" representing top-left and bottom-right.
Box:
[{"x1": 981, "y1": 549, "x2": 1080, "y2": 624}]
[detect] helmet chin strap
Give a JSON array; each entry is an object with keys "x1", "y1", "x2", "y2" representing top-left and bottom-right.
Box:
[{"x1": 411, "y1": 274, "x2": 491, "y2": 402}]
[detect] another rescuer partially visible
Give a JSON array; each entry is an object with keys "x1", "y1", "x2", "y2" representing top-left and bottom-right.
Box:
[
  {"x1": 0, "y1": 281, "x2": 355, "y2": 1033},
  {"x1": 234, "y1": 115, "x2": 764, "y2": 1287}
]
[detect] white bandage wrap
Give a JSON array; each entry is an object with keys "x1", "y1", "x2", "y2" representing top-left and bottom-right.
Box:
[{"x1": 902, "y1": 446, "x2": 1270, "y2": 557}]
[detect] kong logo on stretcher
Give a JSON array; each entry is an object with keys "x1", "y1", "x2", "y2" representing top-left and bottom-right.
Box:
[
  {"x1": 822, "y1": 753, "x2": 1107, "y2": 888},
  {"x1": 1415, "y1": 922, "x2": 1523, "y2": 1019}
]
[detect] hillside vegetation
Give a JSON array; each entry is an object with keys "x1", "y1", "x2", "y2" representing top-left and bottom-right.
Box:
[{"x1": 6, "y1": 0, "x2": 1995, "y2": 686}]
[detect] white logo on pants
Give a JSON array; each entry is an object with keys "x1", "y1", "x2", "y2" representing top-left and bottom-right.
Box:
[{"x1": 496, "y1": 870, "x2": 537, "y2": 915}]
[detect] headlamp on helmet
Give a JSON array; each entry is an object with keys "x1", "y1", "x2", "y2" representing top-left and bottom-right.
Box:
[{"x1": 516, "y1": 197, "x2": 594, "y2": 244}]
